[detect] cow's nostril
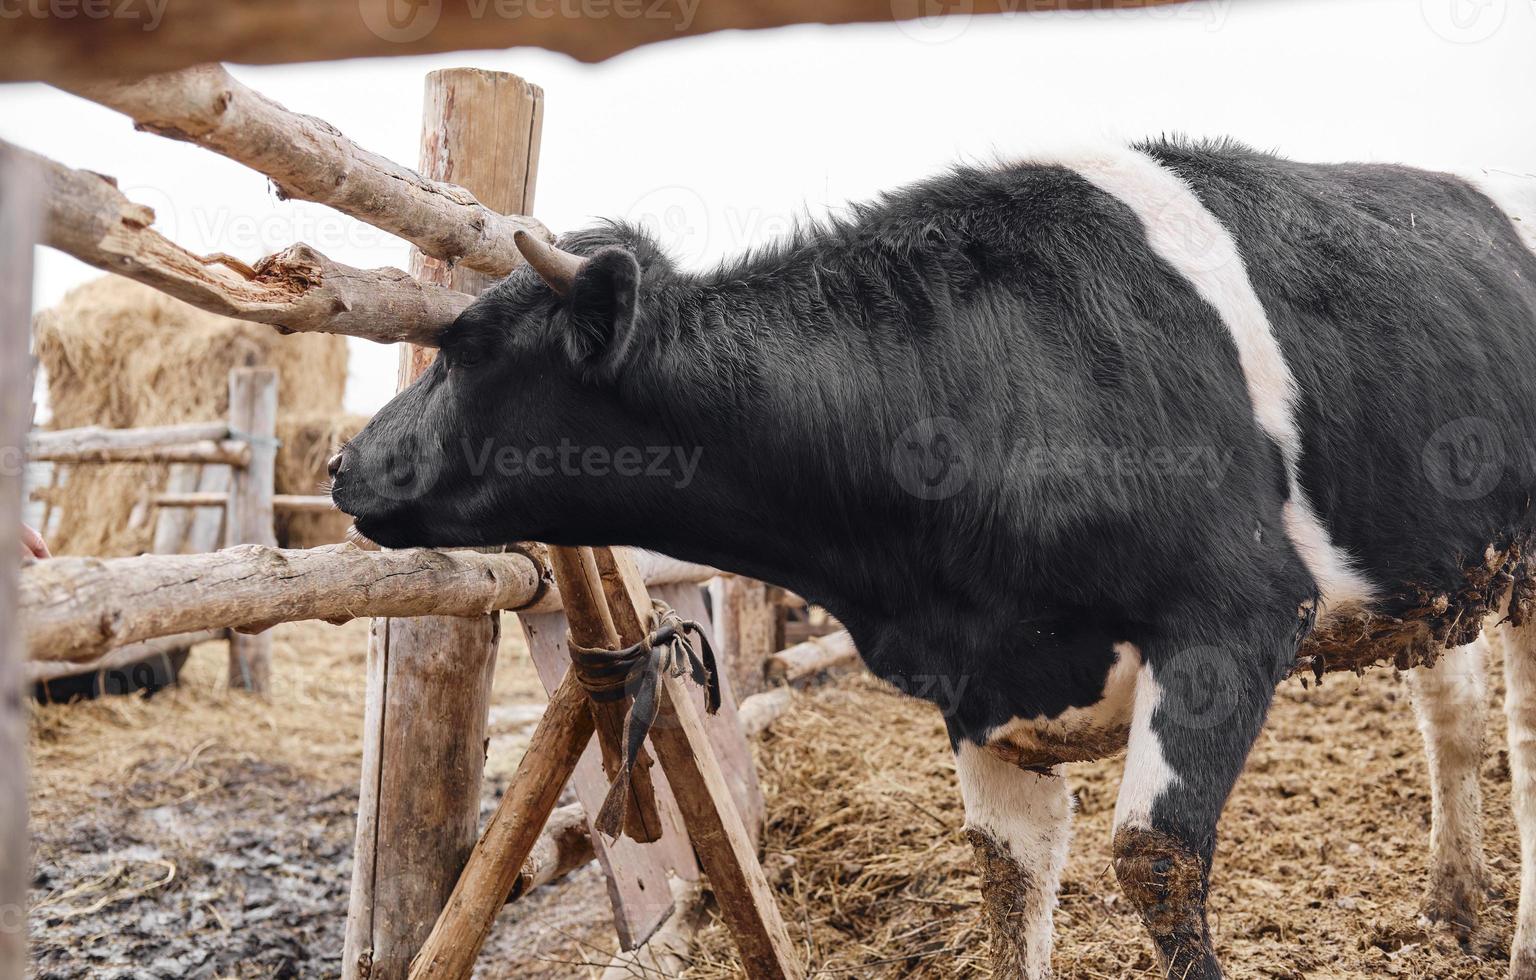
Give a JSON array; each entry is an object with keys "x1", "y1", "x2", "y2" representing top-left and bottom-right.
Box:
[{"x1": 327, "y1": 453, "x2": 344, "y2": 479}]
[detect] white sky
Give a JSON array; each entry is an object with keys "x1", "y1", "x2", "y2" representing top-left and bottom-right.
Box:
[{"x1": 3, "y1": 0, "x2": 1533, "y2": 415}]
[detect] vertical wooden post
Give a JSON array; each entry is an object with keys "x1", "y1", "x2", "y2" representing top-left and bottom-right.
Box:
[
  {"x1": 714, "y1": 577, "x2": 777, "y2": 701},
  {"x1": 226, "y1": 366, "x2": 277, "y2": 691},
  {"x1": 0, "y1": 144, "x2": 41, "y2": 980},
  {"x1": 343, "y1": 68, "x2": 543, "y2": 980}
]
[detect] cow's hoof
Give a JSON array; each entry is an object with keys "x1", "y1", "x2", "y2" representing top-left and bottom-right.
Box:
[{"x1": 1418, "y1": 887, "x2": 1481, "y2": 940}]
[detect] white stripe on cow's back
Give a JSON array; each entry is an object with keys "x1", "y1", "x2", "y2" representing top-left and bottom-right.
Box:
[
  {"x1": 1459, "y1": 167, "x2": 1536, "y2": 256},
  {"x1": 1028, "y1": 145, "x2": 1377, "y2": 615}
]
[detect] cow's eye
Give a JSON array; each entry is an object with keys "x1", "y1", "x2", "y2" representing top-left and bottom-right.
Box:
[{"x1": 451, "y1": 348, "x2": 485, "y2": 369}]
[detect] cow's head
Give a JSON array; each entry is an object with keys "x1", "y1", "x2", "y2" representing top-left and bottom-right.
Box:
[{"x1": 329, "y1": 227, "x2": 695, "y2": 550}]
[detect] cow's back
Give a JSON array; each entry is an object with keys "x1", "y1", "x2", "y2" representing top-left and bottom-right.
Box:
[{"x1": 1146, "y1": 140, "x2": 1536, "y2": 608}]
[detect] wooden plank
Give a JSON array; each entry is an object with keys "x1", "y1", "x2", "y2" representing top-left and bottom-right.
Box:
[
  {"x1": 0, "y1": 130, "x2": 41, "y2": 980},
  {"x1": 26, "y1": 630, "x2": 224, "y2": 684},
  {"x1": 519, "y1": 608, "x2": 690, "y2": 948},
  {"x1": 404, "y1": 670, "x2": 595, "y2": 980},
  {"x1": 766, "y1": 631, "x2": 859, "y2": 684},
  {"x1": 152, "y1": 491, "x2": 228, "y2": 508},
  {"x1": 226, "y1": 368, "x2": 277, "y2": 691},
  {"x1": 651, "y1": 580, "x2": 765, "y2": 843},
  {"x1": 342, "y1": 67, "x2": 542, "y2": 980},
  {"x1": 594, "y1": 548, "x2": 799, "y2": 979}
]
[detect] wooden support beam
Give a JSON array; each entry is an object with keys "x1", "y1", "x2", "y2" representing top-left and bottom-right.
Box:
[
  {"x1": 226, "y1": 368, "x2": 277, "y2": 691},
  {"x1": 1, "y1": 0, "x2": 1195, "y2": 84},
  {"x1": 152, "y1": 492, "x2": 228, "y2": 509},
  {"x1": 344, "y1": 67, "x2": 542, "y2": 980},
  {"x1": 0, "y1": 131, "x2": 41, "y2": 980},
  {"x1": 593, "y1": 549, "x2": 801, "y2": 980},
  {"x1": 1, "y1": 139, "x2": 472, "y2": 348},
  {"x1": 545, "y1": 546, "x2": 663, "y2": 843},
  {"x1": 405, "y1": 672, "x2": 595, "y2": 980},
  {"x1": 63, "y1": 65, "x2": 550, "y2": 280},
  {"x1": 21, "y1": 544, "x2": 543, "y2": 663}
]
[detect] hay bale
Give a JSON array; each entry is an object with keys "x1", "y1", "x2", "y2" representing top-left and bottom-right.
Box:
[{"x1": 34, "y1": 276, "x2": 351, "y2": 556}]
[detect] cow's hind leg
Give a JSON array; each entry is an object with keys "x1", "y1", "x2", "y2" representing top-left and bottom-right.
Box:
[
  {"x1": 1111, "y1": 627, "x2": 1287, "y2": 980},
  {"x1": 1502, "y1": 619, "x2": 1536, "y2": 978},
  {"x1": 955, "y1": 742, "x2": 1072, "y2": 979},
  {"x1": 1407, "y1": 635, "x2": 1490, "y2": 939}
]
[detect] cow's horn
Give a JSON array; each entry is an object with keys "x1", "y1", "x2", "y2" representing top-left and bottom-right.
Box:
[{"x1": 514, "y1": 229, "x2": 587, "y2": 296}]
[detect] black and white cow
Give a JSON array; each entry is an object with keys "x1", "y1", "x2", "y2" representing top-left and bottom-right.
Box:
[{"x1": 330, "y1": 138, "x2": 1536, "y2": 978}]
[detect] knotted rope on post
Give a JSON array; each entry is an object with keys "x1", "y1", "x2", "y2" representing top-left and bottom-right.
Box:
[{"x1": 570, "y1": 599, "x2": 722, "y2": 839}]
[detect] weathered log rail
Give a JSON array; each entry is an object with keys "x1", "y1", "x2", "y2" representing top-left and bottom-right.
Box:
[
  {"x1": 63, "y1": 65, "x2": 551, "y2": 280},
  {"x1": 0, "y1": 0, "x2": 1194, "y2": 84},
  {"x1": 2, "y1": 139, "x2": 473, "y2": 347},
  {"x1": 21, "y1": 544, "x2": 546, "y2": 663}
]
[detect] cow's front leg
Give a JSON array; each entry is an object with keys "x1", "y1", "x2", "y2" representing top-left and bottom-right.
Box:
[
  {"x1": 954, "y1": 742, "x2": 1072, "y2": 979},
  {"x1": 1111, "y1": 631, "x2": 1283, "y2": 980}
]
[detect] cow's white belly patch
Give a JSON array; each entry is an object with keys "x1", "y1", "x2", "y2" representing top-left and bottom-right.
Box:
[
  {"x1": 1022, "y1": 145, "x2": 1377, "y2": 618},
  {"x1": 984, "y1": 641, "x2": 1142, "y2": 767}
]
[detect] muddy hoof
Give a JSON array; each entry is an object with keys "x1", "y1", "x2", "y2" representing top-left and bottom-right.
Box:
[{"x1": 1418, "y1": 875, "x2": 1485, "y2": 940}]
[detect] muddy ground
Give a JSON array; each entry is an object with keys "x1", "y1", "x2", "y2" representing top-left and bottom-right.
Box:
[{"x1": 27, "y1": 617, "x2": 1520, "y2": 978}]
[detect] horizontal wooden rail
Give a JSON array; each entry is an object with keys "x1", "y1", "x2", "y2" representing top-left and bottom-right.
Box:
[
  {"x1": 29, "y1": 440, "x2": 252, "y2": 468},
  {"x1": 764, "y1": 630, "x2": 858, "y2": 684},
  {"x1": 153, "y1": 492, "x2": 229, "y2": 508},
  {"x1": 3, "y1": 1, "x2": 1195, "y2": 84},
  {"x1": 63, "y1": 65, "x2": 550, "y2": 280},
  {"x1": 2, "y1": 139, "x2": 472, "y2": 348},
  {"x1": 23, "y1": 543, "x2": 544, "y2": 663},
  {"x1": 26, "y1": 630, "x2": 226, "y2": 684},
  {"x1": 273, "y1": 494, "x2": 336, "y2": 513},
  {"x1": 27, "y1": 422, "x2": 230, "y2": 456}
]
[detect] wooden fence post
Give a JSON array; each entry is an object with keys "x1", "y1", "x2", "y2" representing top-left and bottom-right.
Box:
[
  {"x1": 226, "y1": 367, "x2": 277, "y2": 691},
  {"x1": 0, "y1": 140, "x2": 41, "y2": 980},
  {"x1": 343, "y1": 68, "x2": 543, "y2": 980}
]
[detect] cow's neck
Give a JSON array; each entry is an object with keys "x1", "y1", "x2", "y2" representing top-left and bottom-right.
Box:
[{"x1": 610, "y1": 266, "x2": 937, "y2": 633}]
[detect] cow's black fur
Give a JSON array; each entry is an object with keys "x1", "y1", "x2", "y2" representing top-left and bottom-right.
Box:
[{"x1": 332, "y1": 138, "x2": 1536, "y2": 976}]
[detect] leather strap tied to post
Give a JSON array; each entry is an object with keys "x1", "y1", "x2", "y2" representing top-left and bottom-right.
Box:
[{"x1": 570, "y1": 599, "x2": 722, "y2": 839}]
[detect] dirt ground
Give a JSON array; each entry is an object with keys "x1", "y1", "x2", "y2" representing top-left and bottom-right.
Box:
[{"x1": 27, "y1": 617, "x2": 1521, "y2": 978}]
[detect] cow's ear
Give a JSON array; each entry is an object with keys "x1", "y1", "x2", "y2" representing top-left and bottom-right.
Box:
[{"x1": 561, "y1": 246, "x2": 642, "y2": 375}]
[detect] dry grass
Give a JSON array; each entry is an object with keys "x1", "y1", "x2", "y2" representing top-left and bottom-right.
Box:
[{"x1": 27, "y1": 611, "x2": 1524, "y2": 978}]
